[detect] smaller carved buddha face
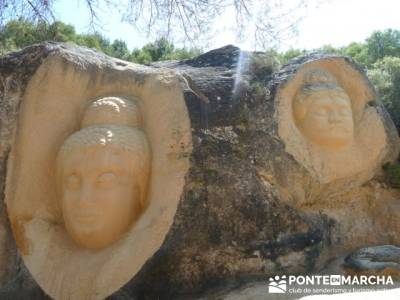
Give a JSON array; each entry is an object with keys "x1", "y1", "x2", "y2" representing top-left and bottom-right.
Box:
[
  {"x1": 295, "y1": 88, "x2": 354, "y2": 148},
  {"x1": 60, "y1": 145, "x2": 141, "y2": 249}
]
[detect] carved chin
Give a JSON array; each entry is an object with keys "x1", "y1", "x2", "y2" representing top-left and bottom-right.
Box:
[
  {"x1": 298, "y1": 129, "x2": 352, "y2": 148},
  {"x1": 311, "y1": 134, "x2": 353, "y2": 148},
  {"x1": 71, "y1": 231, "x2": 118, "y2": 250},
  {"x1": 65, "y1": 222, "x2": 124, "y2": 250},
  {"x1": 300, "y1": 126, "x2": 354, "y2": 148}
]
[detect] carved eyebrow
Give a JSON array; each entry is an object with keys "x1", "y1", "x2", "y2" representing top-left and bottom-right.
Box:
[
  {"x1": 338, "y1": 103, "x2": 351, "y2": 108},
  {"x1": 62, "y1": 167, "x2": 81, "y2": 177},
  {"x1": 321, "y1": 103, "x2": 351, "y2": 109},
  {"x1": 66, "y1": 173, "x2": 80, "y2": 177}
]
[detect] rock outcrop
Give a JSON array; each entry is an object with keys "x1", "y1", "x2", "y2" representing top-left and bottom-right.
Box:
[
  {"x1": 344, "y1": 245, "x2": 400, "y2": 276},
  {"x1": 0, "y1": 43, "x2": 399, "y2": 299}
]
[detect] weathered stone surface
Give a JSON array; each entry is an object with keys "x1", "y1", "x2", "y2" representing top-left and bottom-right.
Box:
[
  {"x1": 2, "y1": 43, "x2": 191, "y2": 300},
  {"x1": 344, "y1": 245, "x2": 400, "y2": 275},
  {"x1": 0, "y1": 43, "x2": 399, "y2": 300},
  {"x1": 0, "y1": 44, "x2": 53, "y2": 300},
  {"x1": 264, "y1": 54, "x2": 400, "y2": 255},
  {"x1": 152, "y1": 45, "x2": 279, "y2": 129},
  {"x1": 113, "y1": 50, "x2": 400, "y2": 298}
]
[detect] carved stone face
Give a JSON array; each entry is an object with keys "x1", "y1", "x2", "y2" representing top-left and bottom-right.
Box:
[
  {"x1": 295, "y1": 89, "x2": 354, "y2": 148},
  {"x1": 60, "y1": 146, "x2": 141, "y2": 249}
]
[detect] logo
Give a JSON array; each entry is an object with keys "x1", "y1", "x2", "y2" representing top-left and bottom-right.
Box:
[
  {"x1": 267, "y1": 274, "x2": 393, "y2": 294},
  {"x1": 329, "y1": 275, "x2": 341, "y2": 285},
  {"x1": 268, "y1": 275, "x2": 287, "y2": 293}
]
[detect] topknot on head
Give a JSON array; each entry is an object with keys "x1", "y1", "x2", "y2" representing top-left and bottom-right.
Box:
[
  {"x1": 81, "y1": 97, "x2": 142, "y2": 129},
  {"x1": 304, "y1": 69, "x2": 337, "y2": 84},
  {"x1": 301, "y1": 68, "x2": 344, "y2": 92}
]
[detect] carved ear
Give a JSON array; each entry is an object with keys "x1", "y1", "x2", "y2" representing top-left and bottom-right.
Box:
[{"x1": 137, "y1": 140, "x2": 151, "y2": 211}]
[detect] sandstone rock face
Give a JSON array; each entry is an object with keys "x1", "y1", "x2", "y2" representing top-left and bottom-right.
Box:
[
  {"x1": 344, "y1": 245, "x2": 400, "y2": 277},
  {"x1": 0, "y1": 44, "x2": 399, "y2": 300},
  {"x1": 266, "y1": 55, "x2": 400, "y2": 257},
  {"x1": 278, "y1": 64, "x2": 387, "y2": 184},
  {"x1": 1, "y1": 43, "x2": 191, "y2": 299}
]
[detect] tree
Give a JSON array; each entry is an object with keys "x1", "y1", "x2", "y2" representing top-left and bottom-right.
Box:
[
  {"x1": 0, "y1": 19, "x2": 79, "y2": 54},
  {"x1": 279, "y1": 48, "x2": 306, "y2": 64},
  {"x1": 316, "y1": 44, "x2": 344, "y2": 55},
  {"x1": 0, "y1": 0, "x2": 310, "y2": 47},
  {"x1": 75, "y1": 33, "x2": 103, "y2": 50},
  {"x1": 110, "y1": 39, "x2": 130, "y2": 60},
  {"x1": 140, "y1": 37, "x2": 174, "y2": 61},
  {"x1": 130, "y1": 48, "x2": 152, "y2": 64},
  {"x1": 0, "y1": 19, "x2": 43, "y2": 48},
  {"x1": 129, "y1": 37, "x2": 202, "y2": 64},
  {"x1": 344, "y1": 42, "x2": 369, "y2": 67},
  {"x1": 47, "y1": 21, "x2": 77, "y2": 42},
  {"x1": 368, "y1": 56, "x2": 400, "y2": 129},
  {"x1": 366, "y1": 29, "x2": 400, "y2": 64},
  {"x1": 0, "y1": 19, "x2": 203, "y2": 62}
]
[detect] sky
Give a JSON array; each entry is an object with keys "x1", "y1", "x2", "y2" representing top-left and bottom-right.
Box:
[{"x1": 53, "y1": 0, "x2": 400, "y2": 52}]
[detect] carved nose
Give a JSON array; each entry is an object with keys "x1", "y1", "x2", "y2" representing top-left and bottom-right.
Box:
[
  {"x1": 328, "y1": 110, "x2": 341, "y2": 123},
  {"x1": 78, "y1": 184, "x2": 95, "y2": 207}
]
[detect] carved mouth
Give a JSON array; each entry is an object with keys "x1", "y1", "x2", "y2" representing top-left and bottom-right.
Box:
[
  {"x1": 75, "y1": 213, "x2": 99, "y2": 224},
  {"x1": 329, "y1": 125, "x2": 349, "y2": 132}
]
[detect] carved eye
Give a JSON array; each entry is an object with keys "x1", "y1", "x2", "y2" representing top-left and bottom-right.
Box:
[
  {"x1": 314, "y1": 107, "x2": 328, "y2": 116},
  {"x1": 96, "y1": 172, "x2": 117, "y2": 188},
  {"x1": 65, "y1": 174, "x2": 80, "y2": 190},
  {"x1": 339, "y1": 108, "x2": 351, "y2": 116}
]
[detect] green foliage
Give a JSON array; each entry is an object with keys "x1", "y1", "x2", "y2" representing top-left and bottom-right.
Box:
[
  {"x1": 366, "y1": 29, "x2": 400, "y2": 64},
  {"x1": 1, "y1": 19, "x2": 38, "y2": 48},
  {"x1": 75, "y1": 33, "x2": 103, "y2": 50},
  {"x1": 344, "y1": 42, "x2": 369, "y2": 67},
  {"x1": 130, "y1": 48, "x2": 153, "y2": 64},
  {"x1": 339, "y1": 29, "x2": 400, "y2": 68},
  {"x1": 276, "y1": 30, "x2": 400, "y2": 69},
  {"x1": 0, "y1": 19, "x2": 38, "y2": 53},
  {"x1": 0, "y1": 19, "x2": 79, "y2": 54},
  {"x1": 383, "y1": 162, "x2": 400, "y2": 188},
  {"x1": 0, "y1": 19, "x2": 202, "y2": 63},
  {"x1": 128, "y1": 37, "x2": 202, "y2": 64},
  {"x1": 315, "y1": 44, "x2": 345, "y2": 55},
  {"x1": 246, "y1": 51, "x2": 281, "y2": 101},
  {"x1": 110, "y1": 39, "x2": 130, "y2": 60},
  {"x1": 162, "y1": 47, "x2": 202, "y2": 60},
  {"x1": 279, "y1": 48, "x2": 306, "y2": 64},
  {"x1": 47, "y1": 21, "x2": 77, "y2": 42},
  {"x1": 368, "y1": 56, "x2": 400, "y2": 129},
  {"x1": 141, "y1": 38, "x2": 175, "y2": 61},
  {"x1": 249, "y1": 50, "x2": 281, "y2": 80}
]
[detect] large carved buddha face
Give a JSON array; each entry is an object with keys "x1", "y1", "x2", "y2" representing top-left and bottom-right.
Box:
[
  {"x1": 56, "y1": 125, "x2": 150, "y2": 250},
  {"x1": 60, "y1": 145, "x2": 141, "y2": 249}
]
